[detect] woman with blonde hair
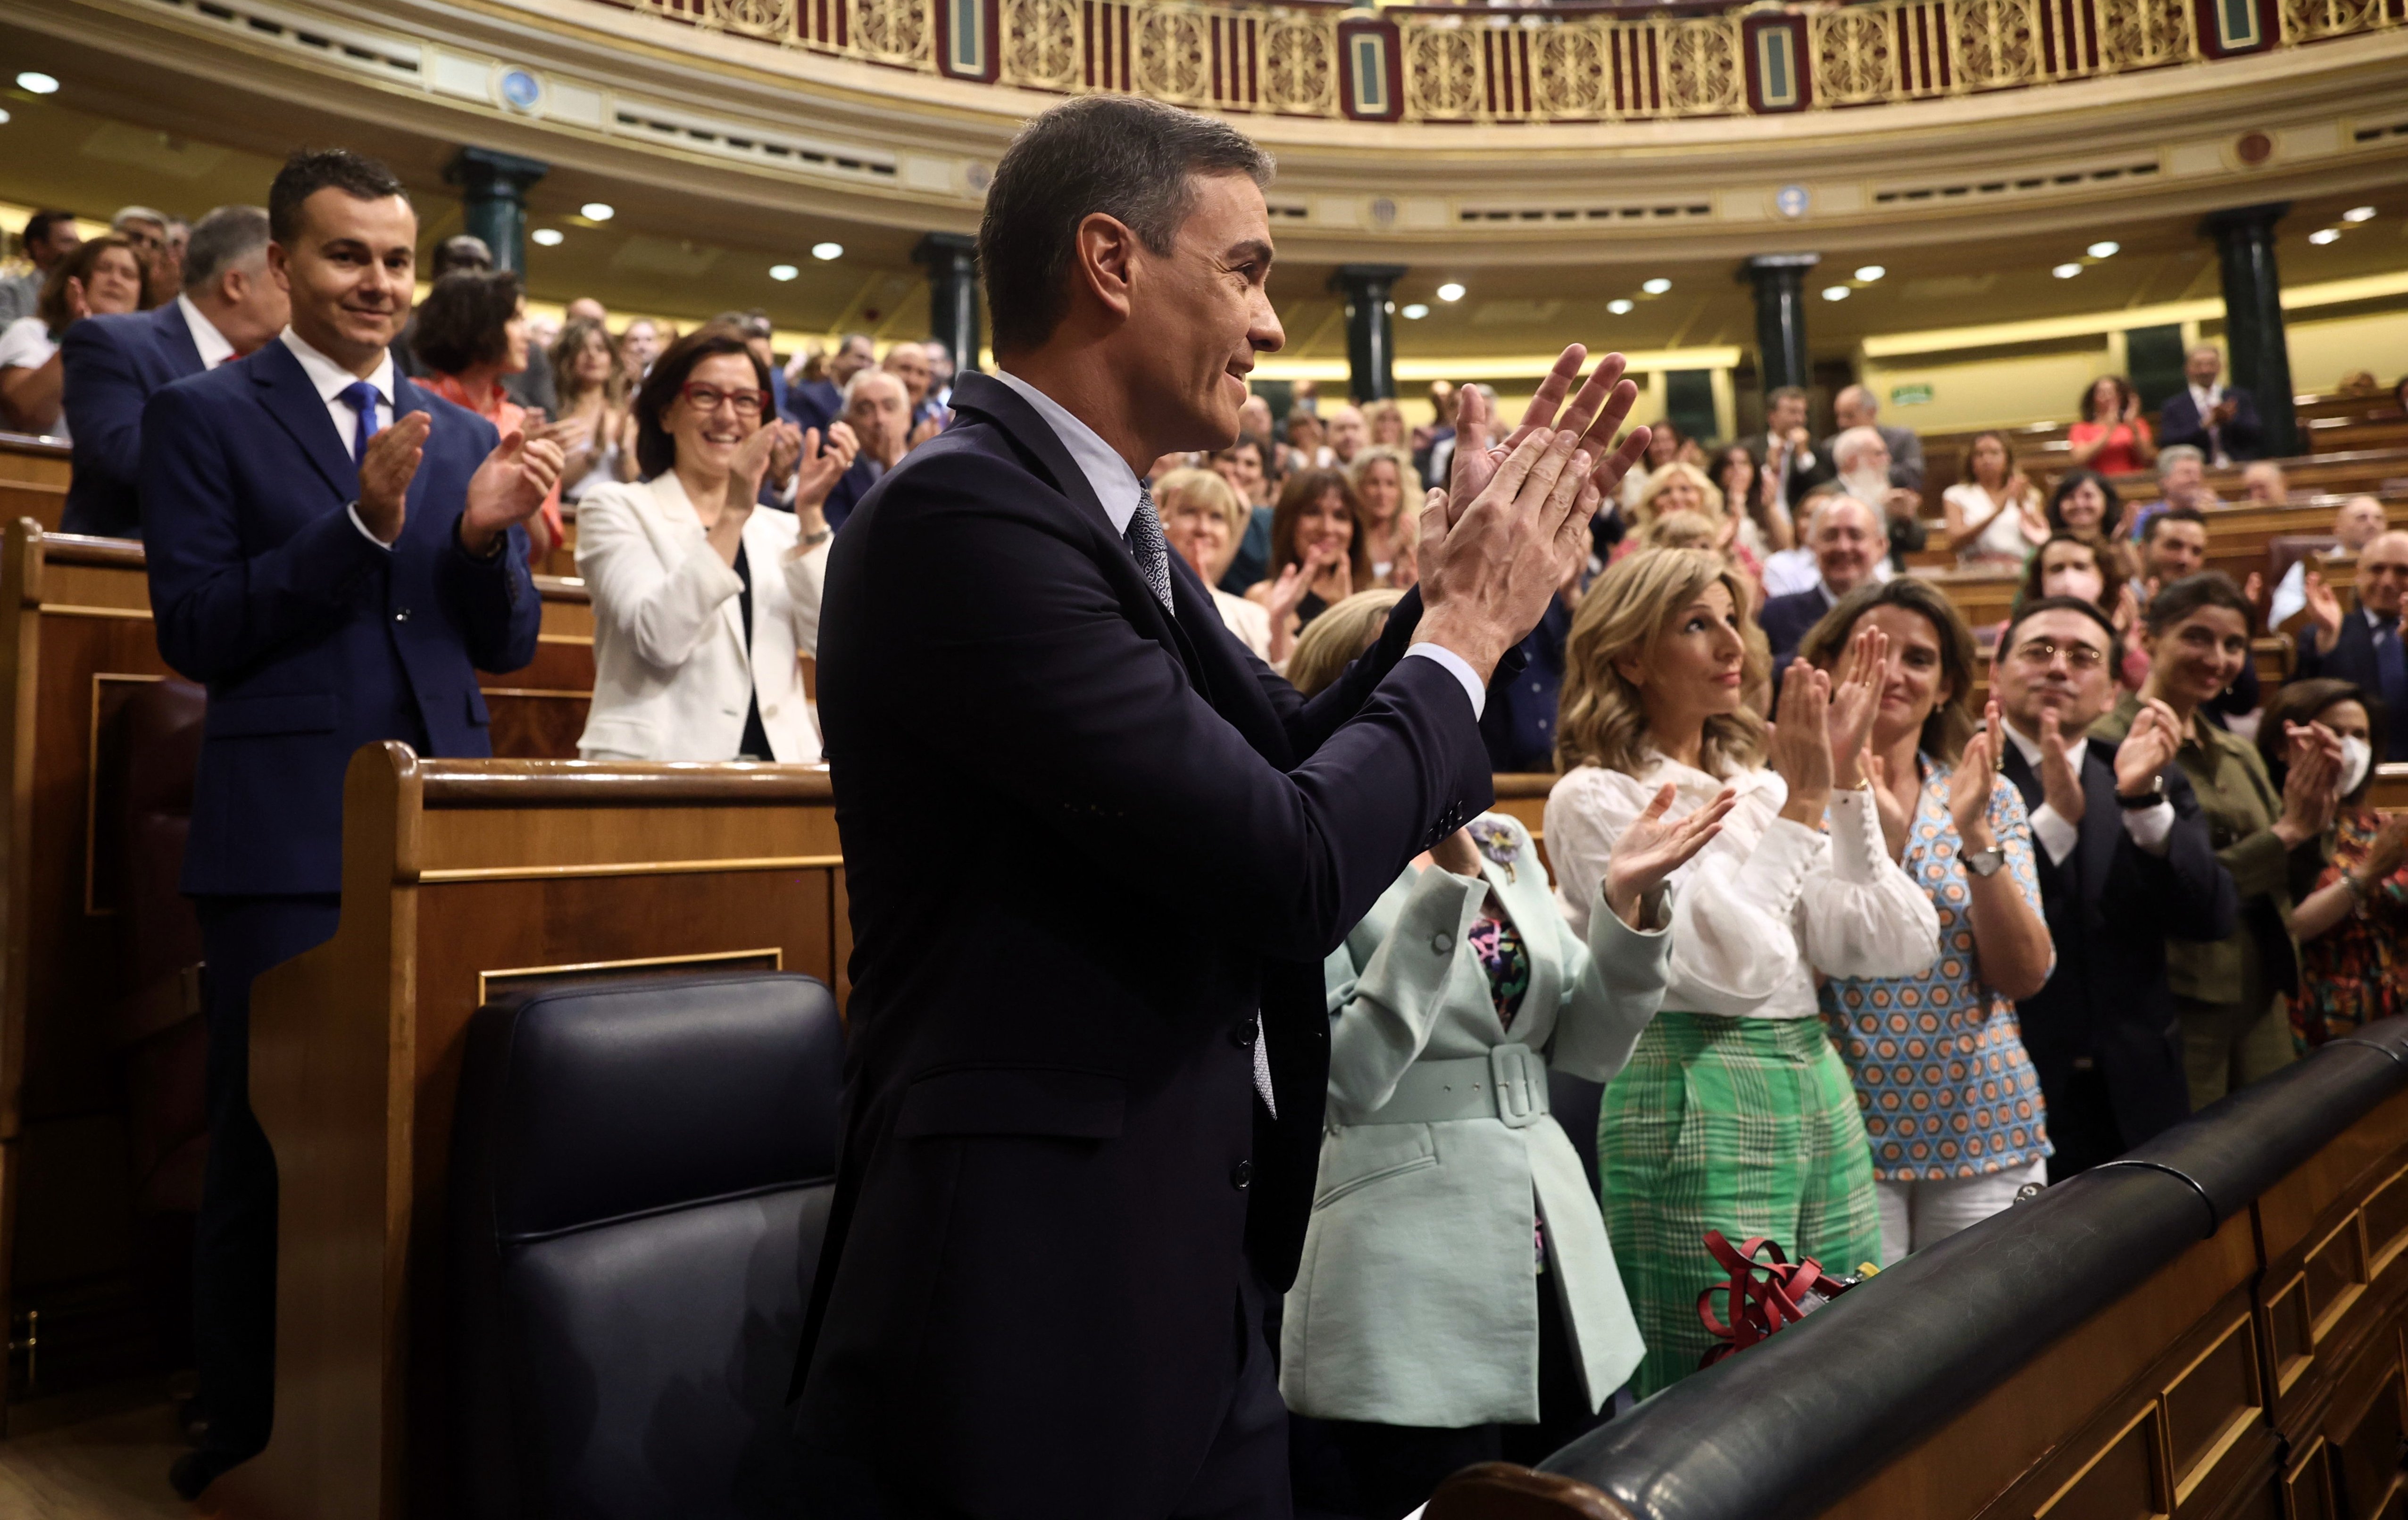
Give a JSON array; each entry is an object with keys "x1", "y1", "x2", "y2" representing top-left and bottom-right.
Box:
[
  {"x1": 1623, "y1": 461, "x2": 1762, "y2": 601},
  {"x1": 1362, "y1": 397, "x2": 1408, "y2": 449},
  {"x1": 550, "y1": 315, "x2": 637, "y2": 507},
  {"x1": 1285, "y1": 588, "x2": 1404, "y2": 697},
  {"x1": 1544, "y1": 547, "x2": 1940, "y2": 1395},
  {"x1": 1347, "y1": 444, "x2": 1422, "y2": 589},
  {"x1": 1154, "y1": 466, "x2": 1275, "y2": 662}
]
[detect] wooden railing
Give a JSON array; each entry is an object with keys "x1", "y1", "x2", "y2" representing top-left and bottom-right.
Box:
[{"x1": 622, "y1": 0, "x2": 2403, "y2": 124}]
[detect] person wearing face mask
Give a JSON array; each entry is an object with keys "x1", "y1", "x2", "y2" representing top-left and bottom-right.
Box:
[
  {"x1": 574, "y1": 325, "x2": 854, "y2": 763},
  {"x1": 2262, "y1": 679, "x2": 2408, "y2": 1049},
  {"x1": 2296, "y1": 531, "x2": 2408, "y2": 767},
  {"x1": 2019, "y1": 534, "x2": 2147, "y2": 692},
  {"x1": 1991, "y1": 597, "x2": 2234, "y2": 1177},
  {"x1": 2093, "y1": 573, "x2": 2342, "y2": 1107}
]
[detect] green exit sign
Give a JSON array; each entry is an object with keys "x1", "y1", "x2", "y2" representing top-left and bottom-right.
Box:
[{"x1": 1890, "y1": 383, "x2": 1934, "y2": 407}]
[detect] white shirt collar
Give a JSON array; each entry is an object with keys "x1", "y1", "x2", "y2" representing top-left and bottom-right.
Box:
[
  {"x1": 176, "y1": 294, "x2": 236, "y2": 369},
  {"x1": 992, "y1": 368, "x2": 1144, "y2": 533},
  {"x1": 2190, "y1": 381, "x2": 2223, "y2": 407},
  {"x1": 2002, "y1": 717, "x2": 2086, "y2": 774},
  {"x1": 279, "y1": 324, "x2": 394, "y2": 407}
]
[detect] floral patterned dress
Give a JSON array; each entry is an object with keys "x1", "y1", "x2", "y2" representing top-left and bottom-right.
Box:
[
  {"x1": 1820, "y1": 760, "x2": 2055, "y2": 1181},
  {"x1": 2295, "y1": 805, "x2": 2408, "y2": 1049}
]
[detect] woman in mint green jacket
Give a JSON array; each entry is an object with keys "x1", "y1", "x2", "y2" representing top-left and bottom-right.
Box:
[{"x1": 1286, "y1": 797, "x2": 1728, "y2": 1519}]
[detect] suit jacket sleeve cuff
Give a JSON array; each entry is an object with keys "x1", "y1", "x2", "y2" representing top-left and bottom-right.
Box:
[{"x1": 1405, "y1": 643, "x2": 1485, "y2": 720}]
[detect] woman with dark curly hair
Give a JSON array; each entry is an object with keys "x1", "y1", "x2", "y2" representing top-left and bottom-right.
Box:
[
  {"x1": 2067, "y1": 375, "x2": 2156, "y2": 477},
  {"x1": 412, "y1": 268, "x2": 562, "y2": 563}
]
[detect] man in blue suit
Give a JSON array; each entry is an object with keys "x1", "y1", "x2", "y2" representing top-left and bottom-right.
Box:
[
  {"x1": 141, "y1": 148, "x2": 561, "y2": 1499},
  {"x1": 2296, "y1": 530, "x2": 2408, "y2": 763},
  {"x1": 59, "y1": 205, "x2": 289, "y2": 538},
  {"x1": 793, "y1": 96, "x2": 1650, "y2": 1519},
  {"x1": 2158, "y1": 343, "x2": 2264, "y2": 465}
]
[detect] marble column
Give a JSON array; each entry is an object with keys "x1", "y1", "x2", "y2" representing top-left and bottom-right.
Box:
[
  {"x1": 2203, "y1": 203, "x2": 2299, "y2": 458},
  {"x1": 443, "y1": 149, "x2": 549, "y2": 274},
  {"x1": 1331, "y1": 264, "x2": 1408, "y2": 402},
  {"x1": 914, "y1": 233, "x2": 981, "y2": 374},
  {"x1": 1742, "y1": 253, "x2": 1820, "y2": 396}
]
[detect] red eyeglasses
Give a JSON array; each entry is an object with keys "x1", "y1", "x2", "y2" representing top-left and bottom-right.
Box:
[{"x1": 678, "y1": 382, "x2": 769, "y2": 416}]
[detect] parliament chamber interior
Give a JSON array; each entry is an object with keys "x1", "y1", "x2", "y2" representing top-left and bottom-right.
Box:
[{"x1": 0, "y1": 0, "x2": 2406, "y2": 1515}]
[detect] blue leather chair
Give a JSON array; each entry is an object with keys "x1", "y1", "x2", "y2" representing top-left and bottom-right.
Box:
[{"x1": 448, "y1": 972, "x2": 843, "y2": 1518}]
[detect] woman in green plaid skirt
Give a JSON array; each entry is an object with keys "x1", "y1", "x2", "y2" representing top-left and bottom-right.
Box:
[{"x1": 1544, "y1": 549, "x2": 1943, "y2": 1397}]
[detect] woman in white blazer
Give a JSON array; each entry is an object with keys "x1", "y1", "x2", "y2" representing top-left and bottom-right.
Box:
[{"x1": 575, "y1": 326, "x2": 856, "y2": 763}]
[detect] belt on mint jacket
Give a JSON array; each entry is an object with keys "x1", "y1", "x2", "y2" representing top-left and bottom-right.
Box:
[{"x1": 1351, "y1": 1043, "x2": 1549, "y2": 1128}]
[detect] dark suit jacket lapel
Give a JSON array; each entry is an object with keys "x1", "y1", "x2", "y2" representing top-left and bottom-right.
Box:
[
  {"x1": 392, "y1": 374, "x2": 443, "y2": 526},
  {"x1": 152, "y1": 300, "x2": 205, "y2": 378},
  {"x1": 251, "y1": 339, "x2": 359, "y2": 500},
  {"x1": 949, "y1": 372, "x2": 1203, "y2": 667},
  {"x1": 2075, "y1": 746, "x2": 2125, "y2": 922}
]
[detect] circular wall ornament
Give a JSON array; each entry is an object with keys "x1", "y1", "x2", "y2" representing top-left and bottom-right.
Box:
[
  {"x1": 965, "y1": 162, "x2": 993, "y2": 194},
  {"x1": 1370, "y1": 197, "x2": 1397, "y2": 227},
  {"x1": 1775, "y1": 183, "x2": 1810, "y2": 219},
  {"x1": 497, "y1": 68, "x2": 544, "y2": 114},
  {"x1": 2235, "y1": 130, "x2": 2273, "y2": 166}
]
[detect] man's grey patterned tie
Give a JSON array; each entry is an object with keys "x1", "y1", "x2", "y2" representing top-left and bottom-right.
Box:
[
  {"x1": 1131, "y1": 482, "x2": 1275, "y2": 1116},
  {"x1": 1124, "y1": 484, "x2": 1176, "y2": 613}
]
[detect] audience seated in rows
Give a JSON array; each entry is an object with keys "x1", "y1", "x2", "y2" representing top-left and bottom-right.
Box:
[{"x1": 62, "y1": 205, "x2": 286, "y2": 538}]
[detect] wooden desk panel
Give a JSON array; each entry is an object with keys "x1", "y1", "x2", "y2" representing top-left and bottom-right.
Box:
[{"x1": 0, "y1": 435, "x2": 70, "y2": 489}]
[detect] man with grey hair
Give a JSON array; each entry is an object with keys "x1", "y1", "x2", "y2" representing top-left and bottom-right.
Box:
[
  {"x1": 60, "y1": 204, "x2": 289, "y2": 537},
  {"x1": 110, "y1": 204, "x2": 171, "y2": 283},
  {"x1": 818, "y1": 365, "x2": 909, "y2": 529},
  {"x1": 1826, "y1": 382, "x2": 1924, "y2": 492}
]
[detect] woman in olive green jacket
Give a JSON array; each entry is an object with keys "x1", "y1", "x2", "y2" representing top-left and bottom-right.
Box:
[{"x1": 2092, "y1": 572, "x2": 2340, "y2": 1107}]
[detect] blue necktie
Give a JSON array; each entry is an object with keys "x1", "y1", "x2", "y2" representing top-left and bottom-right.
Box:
[
  {"x1": 1123, "y1": 484, "x2": 1175, "y2": 613},
  {"x1": 339, "y1": 380, "x2": 381, "y2": 468}
]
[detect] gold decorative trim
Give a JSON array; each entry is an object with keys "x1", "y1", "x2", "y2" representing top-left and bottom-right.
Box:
[
  {"x1": 42, "y1": 604, "x2": 153, "y2": 622},
  {"x1": 477, "y1": 945, "x2": 784, "y2": 1005},
  {"x1": 419, "y1": 853, "x2": 844, "y2": 883}
]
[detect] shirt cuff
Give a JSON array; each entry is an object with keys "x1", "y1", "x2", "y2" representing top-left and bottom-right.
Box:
[
  {"x1": 1406, "y1": 643, "x2": 1485, "y2": 720},
  {"x1": 2122, "y1": 800, "x2": 2176, "y2": 856},
  {"x1": 2030, "y1": 804, "x2": 2079, "y2": 866},
  {"x1": 348, "y1": 500, "x2": 396, "y2": 550}
]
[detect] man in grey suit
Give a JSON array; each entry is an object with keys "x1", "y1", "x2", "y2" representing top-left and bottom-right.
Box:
[{"x1": 1828, "y1": 383, "x2": 1925, "y2": 493}]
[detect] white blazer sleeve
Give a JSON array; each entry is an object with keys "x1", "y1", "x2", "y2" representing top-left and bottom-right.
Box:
[
  {"x1": 574, "y1": 484, "x2": 743, "y2": 670},
  {"x1": 781, "y1": 537, "x2": 832, "y2": 658},
  {"x1": 1796, "y1": 788, "x2": 1943, "y2": 979}
]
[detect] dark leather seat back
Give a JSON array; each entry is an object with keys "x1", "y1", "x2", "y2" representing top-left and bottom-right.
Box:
[{"x1": 449, "y1": 972, "x2": 844, "y2": 1519}]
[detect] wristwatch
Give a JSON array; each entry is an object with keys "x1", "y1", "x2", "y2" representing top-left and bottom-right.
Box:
[
  {"x1": 1963, "y1": 846, "x2": 2007, "y2": 878},
  {"x1": 2115, "y1": 775, "x2": 2167, "y2": 810}
]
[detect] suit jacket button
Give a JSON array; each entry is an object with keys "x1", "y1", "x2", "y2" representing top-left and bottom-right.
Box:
[
  {"x1": 1432, "y1": 931, "x2": 1454, "y2": 954},
  {"x1": 1231, "y1": 1159, "x2": 1253, "y2": 1189},
  {"x1": 393, "y1": 607, "x2": 412, "y2": 622},
  {"x1": 1232, "y1": 1018, "x2": 1258, "y2": 1048}
]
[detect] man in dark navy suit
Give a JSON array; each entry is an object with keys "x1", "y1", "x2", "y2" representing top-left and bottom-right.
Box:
[
  {"x1": 786, "y1": 331, "x2": 871, "y2": 435},
  {"x1": 2158, "y1": 343, "x2": 2264, "y2": 465},
  {"x1": 141, "y1": 149, "x2": 560, "y2": 1499},
  {"x1": 792, "y1": 96, "x2": 1653, "y2": 1520},
  {"x1": 1759, "y1": 494, "x2": 1886, "y2": 681},
  {"x1": 2295, "y1": 531, "x2": 2408, "y2": 765},
  {"x1": 59, "y1": 204, "x2": 289, "y2": 538},
  {"x1": 1992, "y1": 598, "x2": 2236, "y2": 1177}
]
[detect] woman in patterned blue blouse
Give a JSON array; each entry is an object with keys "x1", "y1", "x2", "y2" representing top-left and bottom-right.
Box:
[{"x1": 1795, "y1": 578, "x2": 2059, "y2": 1265}]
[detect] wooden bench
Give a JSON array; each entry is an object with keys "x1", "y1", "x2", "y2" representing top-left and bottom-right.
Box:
[
  {"x1": 211, "y1": 748, "x2": 845, "y2": 1520},
  {"x1": 0, "y1": 525, "x2": 597, "y2": 1417},
  {"x1": 0, "y1": 433, "x2": 68, "y2": 491}
]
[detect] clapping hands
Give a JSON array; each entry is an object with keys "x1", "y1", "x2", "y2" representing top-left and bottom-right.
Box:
[
  {"x1": 1603, "y1": 782, "x2": 1735, "y2": 929},
  {"x1": 460, "y1": 424, "x2": 567, "y2": 557}
]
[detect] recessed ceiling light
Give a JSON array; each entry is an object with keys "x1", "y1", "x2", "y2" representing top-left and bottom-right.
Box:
[
  {"x1": 15, "y1": 72, "x2": 59, "y2": 95},
  {"x1": 1400, "y1": 303, "x2": 1429, "y2": 320},
  {"x1": 1436, "y1": 282, "x2": 1466, "y2": 302},
  {"x1": 2051, "y1": 262, "x2": 2083, "y2": 279},
  {"x1": 769, "y1": 264, "x2": 799, "y2": 282},
  {"x1": 0, "y1": 107, "x2": 12, "y2": 125},
  {"x1": 1854, "y1": 265, "x2": 1885, "y2": 282},
  {"x1": 2343, "y1": 206, "x2": 2376, "y2": 223},
  {"x1": 1641, "y1": 277, "x2": 1672, "y2": 295},
  {"x1": 811, "y1": 241, "x2": 843, "y2": 261},
  {"x1": 579, "y1": 202, "x2": 615, "y2": 222},
  {"x1": 2308, "y1": 228, "x2": 2342, "y2": 245},
  {"x1": 529, "y1": 228, "x2": 564, "y2": 247},
  {"x1": 2087, "y1": 241, "x2": 2120, "y2": 258},
  {"x1": 1821, "y1": 285, "x2": 1851, "y2": 302},
  {"x1": 1608, "y1": 298, "x2": 1635, "y2": 316}
]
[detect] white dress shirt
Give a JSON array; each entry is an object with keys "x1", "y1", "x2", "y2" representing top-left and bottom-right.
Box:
[
  {"x1": 177, "y1": 294, "x2": 236, "y2": 369},
  {"x1": 279, "y1": 326, "x2": 402, "y2": 550},
  {"x1": 1545, "y1": 757, "x2": 1940, "y2": 1020},
  {"x1": 2000, "y1": 720, "x2": 2174, "y2": 865},
  {"x1": 994, "y1": 368, "x2": 1486, "y2": 717}
]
